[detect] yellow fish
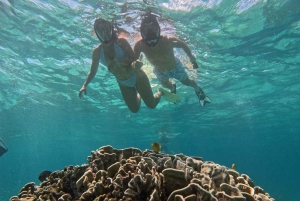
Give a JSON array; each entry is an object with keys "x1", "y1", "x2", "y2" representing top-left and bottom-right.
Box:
[
  {"x1": 232, "y1": 163, "x2": 236, "y2": 170},
  {"x1": 151, "y1": 142, "x2": 161, "y2": 154}
]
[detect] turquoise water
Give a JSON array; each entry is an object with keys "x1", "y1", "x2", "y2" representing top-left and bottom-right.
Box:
[{"x1": 0, "y1": 0, "x2": 299, "y2": 200}]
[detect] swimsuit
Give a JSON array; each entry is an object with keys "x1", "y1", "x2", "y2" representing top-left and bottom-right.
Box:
[
  {"x1": 100, "y1": 42, "x2": 125, "y2": 66},
  {"x1": 100, "y1": 42, "x2": 137, "y2": 87},
  {"x1": 117, "y1": 72, "x2": 137, "y2": 88},
  {"x1": 153, "y1": 57, "x2": 188, "y2": 83}
]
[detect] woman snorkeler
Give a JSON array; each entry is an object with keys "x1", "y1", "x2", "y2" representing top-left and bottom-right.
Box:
[{"x1": 79, "y1": 18, "x2": 161, "y2": 113}]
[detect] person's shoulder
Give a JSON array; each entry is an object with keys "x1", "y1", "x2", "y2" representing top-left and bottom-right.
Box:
[
  {"x1": 92, "y1": 44, "x2": 101, "y2": 59},
  {"x1": 117, "y1": 37, "x2": 127, "y2": 43},
  {"x1": 164, "y1": 35, "x2": 179, "y2": 42},
  {"x1": 116, "y1": 37, "x2": 130, "y2": 46},
  {"x1": 134, "y1": 39, "x2": 143, "y2": 46},
  {"x1": 159, "y1": 35, "x2": 178, "y2": 46},
  {"x1": 93, "y1": 44, "x2": 101, "y2": 52},
  {"x1": 134, "y1": 39, "x2": 145, "y2": 50}
]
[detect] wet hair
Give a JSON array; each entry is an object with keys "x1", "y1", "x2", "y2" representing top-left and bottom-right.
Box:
[{"x1": 93, "y1": 18, "x2": 117, "y2": 43}]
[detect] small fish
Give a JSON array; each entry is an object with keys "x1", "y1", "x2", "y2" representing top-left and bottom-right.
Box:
[
  {"x1": 232, "y1": 163, "x2": 236, "y2": 170},
  {"x1": 151, "y1": 142, "x2": 161, "y2": 154},
  {"x1": 38, "y1": 171, "x2": 52, "y2": 182}
]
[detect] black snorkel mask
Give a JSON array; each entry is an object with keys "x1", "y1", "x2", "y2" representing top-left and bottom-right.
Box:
[
  {"x1": 141, "y1": 15, "x2": 161, "y2": 47},
  {"x1": 94, "y1": 20, "x2": 114, "y2": 44}
]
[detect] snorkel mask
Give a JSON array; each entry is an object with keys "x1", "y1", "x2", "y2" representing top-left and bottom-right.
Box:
[
  {"x1": 94, "y1": 19, "x2": 113, "y2": 44},
  {"x1": 141, "y1": 15, "x2": 160, "y2": 47}
]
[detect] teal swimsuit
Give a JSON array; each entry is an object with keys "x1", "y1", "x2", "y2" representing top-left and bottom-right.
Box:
[{"x1": 100, "y1": 43, "x2": 137, "y2": 87}]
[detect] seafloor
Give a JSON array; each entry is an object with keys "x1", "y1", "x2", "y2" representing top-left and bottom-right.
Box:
[{"x1": 10, "y1": 145, "x2": 274, "y2": 201}]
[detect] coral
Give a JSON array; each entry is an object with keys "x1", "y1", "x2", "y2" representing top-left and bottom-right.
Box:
[
  {"x1": 211, "y1": 166, "x2": 229, "y2": 190},
  {"x1": 58, "y1": 193, "x2": 72, "y2": 201},
  {"x1": 10, "y1": 145, "x2": 275, "y2": 201},
  {"x1": 162, "y1": 168, "x2": 188, "y2": 196},
  {"x1": 167, "y1": 183, "x2": 217, "y2": 201}
]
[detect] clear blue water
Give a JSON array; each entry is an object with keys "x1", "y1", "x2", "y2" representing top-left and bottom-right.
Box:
[{"x1": 0, "y1": 0, "x2": 299, "y2": 200}]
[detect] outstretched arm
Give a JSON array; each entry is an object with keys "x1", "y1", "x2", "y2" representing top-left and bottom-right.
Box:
[
  {"x1": 79, "y1": 46, "x2": 100, "y2": 98},
  {"x1": 171, "y1": 37, "x2": 199, "y2": 69}
]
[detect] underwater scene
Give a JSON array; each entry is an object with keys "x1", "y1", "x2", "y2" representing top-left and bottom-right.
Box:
[{"x1": 0, "y1": 0, "x2": 300, "y2": 200}]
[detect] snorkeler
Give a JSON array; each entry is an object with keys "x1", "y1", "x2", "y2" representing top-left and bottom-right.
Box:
[
  {"x1": 133, "y1": 13, "x2": 211, "y2": 106},
  {"x1": 79, "y1": 18, "x2": 162, "y2": 113}
]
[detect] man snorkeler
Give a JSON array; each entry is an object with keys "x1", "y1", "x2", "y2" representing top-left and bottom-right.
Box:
[{"x1": 133, "y1": 13, "x2": 211, "y2": 106}]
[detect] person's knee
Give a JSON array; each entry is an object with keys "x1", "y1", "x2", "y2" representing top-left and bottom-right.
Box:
[
  {"x1": 161, "y1": 82, "x2": 170, "y2": 88},
  {"x1": 146, "y1": 103, "x2": 156, "y2": 109},
  {"x1": 127, "y1": 102, "x2": 140, "y2": 113},
  {"x1": 183, "y1": 76, "x2": 198, "y2": 86},
  {"x1": 160, "y1": 79, "x2": 172, "y2": 88},
  {"x1": 181, "y1": 77, "x2": 192, "y2": 86},
  {"x1": 145, "y1": 100, "x2": 159, "y2": 109},
  {"x1": 129, "y1": 107, "x2": 139, "y2": 113}
]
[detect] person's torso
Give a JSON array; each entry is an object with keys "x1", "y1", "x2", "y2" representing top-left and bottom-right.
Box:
[
  {"x1": 142, "y1": 36, "x2": 177, "y2": 71},
  {"x1": 99, "y1": 40, "x2": 135, "y2": 79},
  {"x1": 100, "y1": 42, "x2": 125, "y2": 66}
]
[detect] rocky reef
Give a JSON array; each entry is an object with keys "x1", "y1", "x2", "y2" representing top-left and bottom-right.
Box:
[{"x1": 10, "y1": 145, "x2": 274, "y2": 201}]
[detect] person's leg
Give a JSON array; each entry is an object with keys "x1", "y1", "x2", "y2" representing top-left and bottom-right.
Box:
[
  {"x1": 136, "y1": 69, "x2": 161, "y2": 109},
  {"x1": 160, "y1": 79, "x2": 176, "y2": 92},
  {"x1": 173, "y1": 58, "x2": 211, "y2": 106},
  {"x1": 169, "y1": 58, "x2": 201, "y2": 92},
  {"x1": 180, "y1": 77, "x2": 211, "y2": 106},
  {"x1": 153, "y1": 68, "x2": 176, "y2": 93},
  {"x1": 118, "y1": 84, "x2": 141, "y2": 113},
  {"x1": 180, "y1": 77, "x2": 201, "y2": 92}
]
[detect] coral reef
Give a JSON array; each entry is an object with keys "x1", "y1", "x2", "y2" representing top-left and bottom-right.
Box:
[{"x1": 10, "y1": 145, "x2": 275, "y2": 201}]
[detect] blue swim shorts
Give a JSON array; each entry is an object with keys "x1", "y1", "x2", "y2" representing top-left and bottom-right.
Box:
[{"x1": 153, "y1": 58, "x2": 188, "y2": 83}]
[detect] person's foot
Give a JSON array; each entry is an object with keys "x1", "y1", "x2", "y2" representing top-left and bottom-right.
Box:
[
  {"x1": 170, "y1": 83, "x2": 179, "y2": 104},
  {"x1": 195, "y1": 89, "x2": 211, "y2": 106}
]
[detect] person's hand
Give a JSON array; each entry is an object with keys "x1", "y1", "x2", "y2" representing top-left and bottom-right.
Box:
[
  {"x1": 192, "y1": 61, "x2": 199, "y2": 69},
  {"x1": 79, "y1": 86, "x2": 86, "y2": 98},
  {"x1": 133, "y1": 60, "x2": 143, "y2": 70}
]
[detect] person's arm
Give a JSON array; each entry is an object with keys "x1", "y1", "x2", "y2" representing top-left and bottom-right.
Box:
[
  {"x1": 133, "y1": 40, "x2": 143, "y2": 61},
  {"x1": 171, "y1": 37, "x2": 199, "y2": 69},
  {"x1": 79, "y1": 46, "x2": 100, "y2": 98}
]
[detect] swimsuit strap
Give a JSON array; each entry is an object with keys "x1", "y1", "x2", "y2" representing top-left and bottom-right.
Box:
[{"x1": 114, "y1": 42, "x2": 126, "y2": 59}]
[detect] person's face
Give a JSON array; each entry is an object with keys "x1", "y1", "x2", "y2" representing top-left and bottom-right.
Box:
[{"x1": 95, "y1": 23, "x2": 112, "y2": 43}]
